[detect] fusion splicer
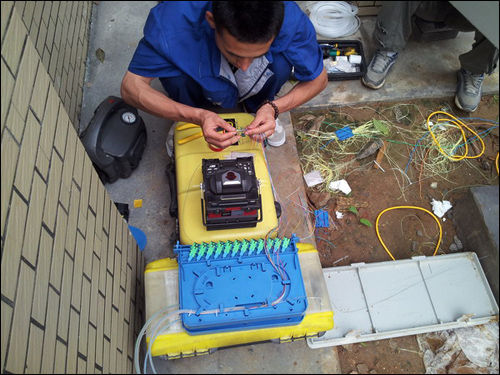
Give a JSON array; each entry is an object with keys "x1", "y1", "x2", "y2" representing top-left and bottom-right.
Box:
[{"x1": 201, "y1": 157, "x2": 262, "y2": 230}]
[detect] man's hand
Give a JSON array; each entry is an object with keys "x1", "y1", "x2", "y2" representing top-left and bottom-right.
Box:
[
  {"x1": 201, "y1": 111, "x2": 241, "y2": 149},
  {"x1": 244, "y1": 103, "x2": 276, "y2": 142}
]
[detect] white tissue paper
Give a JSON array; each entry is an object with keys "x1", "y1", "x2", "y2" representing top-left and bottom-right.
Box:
[
  {"x1": 329, "y1": 179, "x2": 352, "y2": 195},
  {"x1": 431, "y1": 199, "x2": 452, "y2": 218},
  {"x1": 303, "y1": 170, "x2": 324, "y2": 187},
  {"x1": 336, "y1": 211, "x2": 344, "y2": 219}
]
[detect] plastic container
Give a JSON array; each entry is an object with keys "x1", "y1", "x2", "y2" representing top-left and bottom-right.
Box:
[
  {"x1": 307, "y1": 252, "x2": 499, "y2": 349},
  {"x1": 290, "y1": 40, "x2": 366, "y2": 81},
  {"x1": 144, "y1": 242, "x2": 333, "y2": 359}
]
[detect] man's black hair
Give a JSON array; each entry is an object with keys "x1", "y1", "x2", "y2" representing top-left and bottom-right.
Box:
[{"x1": 211, "y1": 1, "x2": 284, "y2": 44}]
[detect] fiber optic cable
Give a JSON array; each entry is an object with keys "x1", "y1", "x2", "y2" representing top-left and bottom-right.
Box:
[
  {"x1": 496, "y1": 152, "x2": 499, "y2": 175},
  {"x1": 376, "y1": 206, "x2": 442, "y2": 261},
  {"x1": 426, "y1": 111, "x2": 485, "y2": 161}
]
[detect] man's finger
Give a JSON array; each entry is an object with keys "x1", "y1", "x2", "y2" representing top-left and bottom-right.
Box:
[
  {"x1": 207, "y1": 135, "x2": 240, "y2": 149},
  {"x1": 217, "y1": 120, "x2": 238, "y2": 132},
  {"x1": 246, "y1": 124, "x2": 274, "y2": 136},
  {"x1": 207, "y1": 129, "x2": 237, "y2": 141},
  {"x1": 206, "y1": 128, "x2": 236, "y2": 140}
]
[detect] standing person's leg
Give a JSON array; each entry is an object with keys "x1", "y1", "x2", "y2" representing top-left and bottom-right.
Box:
[
  {"x1": 363, "y1": 1, "x2": 422, "y2": 89},
  {"x1": 455, "y1": 32, "x2": 499, "y2": 112},
  {"x1": 443, "y1": 6, "x2": 500, "y2": 111},
  {"x1": 374, "y1": 1, "x2": 422, "y2": 52}
]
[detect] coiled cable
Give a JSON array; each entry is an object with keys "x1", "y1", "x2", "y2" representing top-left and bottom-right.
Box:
[{"x1": 309, "y1": 1, "x2": 361, "y2": 38}]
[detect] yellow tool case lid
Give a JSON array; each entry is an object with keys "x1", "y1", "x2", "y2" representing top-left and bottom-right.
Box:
[
  {"x1": 144, "y1": 243, "x2": 334, "y2": 359},
  {"x1": 174, "y1": 113, "x2": 279, "y2": 245}
]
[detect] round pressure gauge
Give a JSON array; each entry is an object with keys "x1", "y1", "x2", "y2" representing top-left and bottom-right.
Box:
[{"x1": 121, "y1": 111, "x2": 136, "y2": 124}]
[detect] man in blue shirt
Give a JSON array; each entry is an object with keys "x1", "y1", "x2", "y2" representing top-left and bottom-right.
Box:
[{"x1": 121, "y1": 1, "x2": 327, "y2": 149}]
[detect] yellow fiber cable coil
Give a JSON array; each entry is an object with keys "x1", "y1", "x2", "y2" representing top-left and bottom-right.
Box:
[
  {"x1": 376, "y1": 206, "x2": 443, "y2": 261},
  {"x1": 427, "y1": 111, "x2": 485, "y2": 161}
]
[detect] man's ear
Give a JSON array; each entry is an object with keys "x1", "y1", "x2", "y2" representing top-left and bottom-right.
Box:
[{"x1": 205, "y1": 11, "x2": 216, "y2": 29}]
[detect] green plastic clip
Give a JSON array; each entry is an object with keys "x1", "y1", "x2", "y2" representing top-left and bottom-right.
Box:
[
  {"x1": 281, "y1": 237, "x2": 291, "y2": 252},
  {"x1": 240, "y1": 240, "x2": 249, "y2": 256},
  {"x1": 223, "y1": 241, "x2": 232, "y2": 258},
  {"x1": 266, "y1": 238, "x2": 274, "y2": 252},
  {"x1": 197, "y1": 242, "x2": 207, "y2": 260},
  {"x1": 214, "y1": 242, "x2": 224, "y2": 259},
  {"x1": 273, "y1": 238, "x2": 282, "y2": 253},
  {"x1": 188, "y1": 243, "x2": 198, "y2": 261},
  {"x1": 232, "y1": 240, "x2": 241, "y2": 257},
  {"x1": 206, "y1": 242, "x2": 215, "y2": 259},
  {"x1": 256, "y1": 239, "x2": 265, "y2": 254},
  {"x1": 248, "y1": 239, "x2": 257, "y2": 255}
]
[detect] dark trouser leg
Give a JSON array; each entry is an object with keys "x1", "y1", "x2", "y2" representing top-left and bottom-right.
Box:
[
  {"x1": 375, "y1": 1, "x2": 499, "y2": 74},
  {"x1": 242, "y1": 53, "x2": 293, "y2": 113},
  {"x1": 374, "y1": 1, "x2": 422, "y2": 52},
  {"x1": 459, "y1": 33, "x2": 499, "y2": 75},
  {"x1": 442, "y1": 7, "x2": 500, "y2": 75}
]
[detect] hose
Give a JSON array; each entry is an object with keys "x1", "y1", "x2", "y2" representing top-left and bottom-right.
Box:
[{"x1": 309, "y1": 2, "x2": 361, "y2": 38}]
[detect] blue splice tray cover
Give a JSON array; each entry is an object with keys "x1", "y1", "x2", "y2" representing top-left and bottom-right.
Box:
[{"x1": 174, "y1": 235, "x2": 308, "y2": 334}]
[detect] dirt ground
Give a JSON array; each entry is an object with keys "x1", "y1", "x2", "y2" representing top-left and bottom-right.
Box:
[{"x1": 291, "y1": 95, "x2": 499, "y2": 374}]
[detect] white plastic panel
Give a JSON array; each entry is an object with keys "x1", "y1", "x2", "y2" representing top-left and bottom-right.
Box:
[{"x1": 308, "y1": 252, "x2": 499, "y2": 348}]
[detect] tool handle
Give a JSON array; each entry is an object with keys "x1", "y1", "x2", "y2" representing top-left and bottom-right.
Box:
[
  {"x1": 176, "y1": 123, "x2": 201, "y2": 131},
  {"x1": 177, "y1": 132, "x2": 203, "y2": 145}
]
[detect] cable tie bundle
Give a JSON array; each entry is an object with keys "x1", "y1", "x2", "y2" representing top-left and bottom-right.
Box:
[{"x1": 309, "y1": 1, "x2": 361, "y2": 38}]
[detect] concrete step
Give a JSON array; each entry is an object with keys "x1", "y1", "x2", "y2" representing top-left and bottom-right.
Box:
[{"x1": 453, "y1": 185, "x2": 499, "y2": 303}]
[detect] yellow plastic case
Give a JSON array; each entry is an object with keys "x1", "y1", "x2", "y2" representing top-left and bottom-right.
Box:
[
  {"x1": 174, "y1": 113, "x2": 279, "y2": 245},
  {"x1": 144, "y1": 243, "x2": 334, "y2": 359}
]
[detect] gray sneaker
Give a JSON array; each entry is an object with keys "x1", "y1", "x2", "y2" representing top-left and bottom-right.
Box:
[
  {"x1": 362, "y1": 50, "x2": 398, "y2": 89},
  {"x1": 455, "y1": 69, "x2": 484, "y2": 112}
]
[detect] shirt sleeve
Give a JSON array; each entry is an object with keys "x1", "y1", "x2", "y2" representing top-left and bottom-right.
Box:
[
  {"x1": 127, "y1": 10, "x2": 181, "y2": 78},
  {"x1": 282, "y1": 5, "x2": 323, "y2": 82}
]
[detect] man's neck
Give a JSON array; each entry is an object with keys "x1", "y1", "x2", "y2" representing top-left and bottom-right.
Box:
[{"x1": 228, "y1": 62, "x2": 238, "y2": 73}]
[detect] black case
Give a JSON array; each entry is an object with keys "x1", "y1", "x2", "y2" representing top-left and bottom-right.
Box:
[
  {"x1": 291, "y1": 39, "x2": 366, "y2": 81},
  {"x1": 80, "y1": 96, "x2": 147, "y2": 183}
]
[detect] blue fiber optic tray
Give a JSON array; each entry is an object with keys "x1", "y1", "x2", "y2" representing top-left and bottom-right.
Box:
[{"x1": 174, "y1": 235, "x2": 308, "y2": 335}]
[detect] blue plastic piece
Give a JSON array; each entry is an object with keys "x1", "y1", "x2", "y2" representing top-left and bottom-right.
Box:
[
  {"x1": 174, "y1": 235, "x2": 308, "y2": 335},
  {"x1": 128, "y1": 225, "x2": 147, "y2": 251},
  {"x1": 335, "y1": 126, "x2": 354, "y2": 141},
  {"x1": 314, "y1": 210, "x2": 329, "y2": 228}
]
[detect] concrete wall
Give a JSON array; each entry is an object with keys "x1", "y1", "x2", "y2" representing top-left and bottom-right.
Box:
[{"x1": 1, "y1": 2, "x2": 144, "y2": 373}]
